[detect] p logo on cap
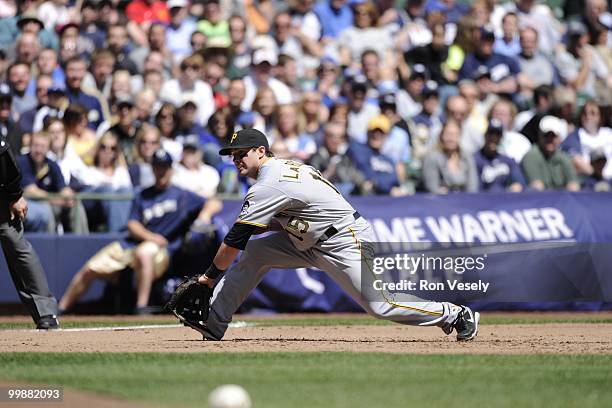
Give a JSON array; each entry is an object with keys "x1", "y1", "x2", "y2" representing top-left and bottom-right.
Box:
[{"x1": 230, "y1": 132, "x2": 238, "y2": 144}]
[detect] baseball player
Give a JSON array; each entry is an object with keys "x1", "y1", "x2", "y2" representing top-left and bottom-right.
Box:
[{"x1": 167, "y1": 129, "x2": 479, "y2": 341}]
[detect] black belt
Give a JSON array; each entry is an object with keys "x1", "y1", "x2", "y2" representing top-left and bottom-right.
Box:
[{"x1": 317, "y1": 211, "x2": 361, "y2": 244}]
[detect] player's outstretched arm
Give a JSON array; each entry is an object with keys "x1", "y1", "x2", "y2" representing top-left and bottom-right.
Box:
[{"x1": 199, "y1": 242, "x2": 240, "y2": 288}]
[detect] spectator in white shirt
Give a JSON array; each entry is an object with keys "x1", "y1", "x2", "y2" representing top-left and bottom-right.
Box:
[
  {"x1": 172, "y1": 142, "x2": 220, "y2": 199},
  {"x1": 80, "y1": 132, "x2": 133, "y2": 232},
  {"x1": 159, "y1": 54, "x2": 215, "y2": 126}
]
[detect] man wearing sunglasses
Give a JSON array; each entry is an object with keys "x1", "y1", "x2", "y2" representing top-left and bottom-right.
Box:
[{"x1": 167, "y1": 128, "x2": 480, "y2": 342}]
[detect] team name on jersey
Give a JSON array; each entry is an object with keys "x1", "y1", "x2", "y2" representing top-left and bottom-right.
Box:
[{"x1": 143, "y1": 199, "x2": 178, "y2": 224}]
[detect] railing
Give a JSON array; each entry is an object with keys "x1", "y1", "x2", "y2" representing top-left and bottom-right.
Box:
[{"x1": 22, "y1": 191, "x2": 242, "y2": 235}]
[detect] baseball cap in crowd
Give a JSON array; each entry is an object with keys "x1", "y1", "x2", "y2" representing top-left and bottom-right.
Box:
[
  {"x1": 410, "y1": 64, "x2": 428, "y2": 80},
  {"x1": 567, "y1": 20, "x2": 587, "y2": 37},
  {"x1": 539, "y1": 115, "x2": 565, "y2": 136},
  {"x1": 152, "y1": 149, "x2": 174, "y2": 167},
  {"x1": 48, "y1": 83, "x2": 67, "y2": 95},
  {"x1": 379, "y1": 93, "x2": 396, "y2": 108},
  {"x1": 167, "y1": 0, "x2": 189, "y2": 8},
  {"x1": 252, "y1": 48, "x2": 278, "y2": 66},
  {"x1": 116, "y1": 96, "x2": 134, "y2": 109},
  {"x1": 17, "y1": 12, "x2": 44, "y2": 31},
  {"x1": 473, "y1": 65, "x2": 491, "y2": 80},
  {"x1": 57, "y1": 22, "x2": 80, "y2": 36},
  {"x1": 367, "y1": 114, "x2": 391, "y2": 134},
  {"x1": 182, "y1": 135, "x2": 200, "y2": 150},
  {"x1": 205, "y1": 36, "x2": 231, "y2": 49},
  {"x1": 0, "y1": 83, "x2": 12, "y2": 100},
  {"x1": 590, "y1": 148, "x2": 607, "y2": 163},
  {"x1": 343, "y1": 67, "x2": 362, "y2": 83},
  {"x1": 219, "y1": 128, "x2": 269, "y2": 155},
  {"x1": 599, "y1": 14, "x2": 612, "y2": 30},
  {"x1": 351, "y1": 75, "x2": 368, "y2": 92},
  {"x1": 486, "y1": 119, "x2": 504, "y2": 136},
  {"x1": 180, "y1": 95, "x2": 198, "y2": 109},
  {"x1": 423, "y1": 80, "x2": 439, "y2": 97},
  {"x1": 480, "y1": 26, "x2": 496, "y2": 41},
  {"x1": 321, "y1": 54, "x2": 340, "y2": 66},
  {"x1": 378, "y1": 80, "x2": 398, "y2": 95}
]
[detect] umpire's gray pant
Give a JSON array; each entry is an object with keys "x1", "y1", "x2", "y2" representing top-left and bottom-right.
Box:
[
  {"x1": 206, "y1": 218, "x2": 459, "y2": 339},
  {"x1": 0, "y1": 203, "x2": 58, "y2": 322}
]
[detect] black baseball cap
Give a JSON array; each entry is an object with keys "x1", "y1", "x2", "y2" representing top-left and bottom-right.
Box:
[
  {"x1": 219, "y1": 128, "x2": 269, "y2": 155},
  {"x1": 486, "y1": 119, "x2": 504, "y2": 136},
  {"x1": 152, "y1": 149, "x2": 173, "y2": 167}
]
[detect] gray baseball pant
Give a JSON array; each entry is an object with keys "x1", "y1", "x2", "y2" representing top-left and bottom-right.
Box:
[
  {"x1": 205, "y1": 218, "x2": 459, "y2": 339},
  {"x1": 0, "y1": 204, "x2": 58, "y2": 322}
]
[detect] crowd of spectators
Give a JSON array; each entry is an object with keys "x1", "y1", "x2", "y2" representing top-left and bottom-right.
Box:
[{"x1": 1, "y1": 0, "x2": 611, "y2": 234}]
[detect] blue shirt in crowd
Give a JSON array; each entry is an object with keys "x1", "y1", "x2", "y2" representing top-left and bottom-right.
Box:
[
  {"x1": 66, "y1": 89, "x2": 106, "y2": 130},
  {"x1": 473, "y1": 150, "x2": 525, "y2": 192},
  {"x1": 459, "y1": 52, "x2": 521, "y2": 84},
  {"x1": 314, "y1": 1, "x2": 353, "y2": 40},
  {"x1": 17, "y1": 154, "x2": 66, "y2": 192},
  {"x1": 123, "y1": 185, "x2": 205, "y2": 254},
  {"x1": 348, "y1": 142, "x2": 399, "y2": 194}
]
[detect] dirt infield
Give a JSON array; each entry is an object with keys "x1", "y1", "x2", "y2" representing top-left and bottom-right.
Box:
[{"x1": 2, "y1": 313, "x2": 612, "y2": 354}]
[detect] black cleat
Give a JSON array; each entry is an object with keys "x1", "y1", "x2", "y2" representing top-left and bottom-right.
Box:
[
  {"x1": 454, "y1": 306, "x2": 480, "y2": 341},
  {"x1": 36, "y1": 315, "x2": 60, "y2": 330}
]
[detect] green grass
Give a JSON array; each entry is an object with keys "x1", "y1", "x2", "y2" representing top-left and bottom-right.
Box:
[
  {"x1": 0, "y1": 353, "x2": 610, "y2": 407},
  {"x1": 1, "y1": 314, "x2": 612, "y2": 330}
]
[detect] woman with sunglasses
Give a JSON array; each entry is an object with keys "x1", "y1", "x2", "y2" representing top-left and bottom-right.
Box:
[
  {"x1": 80, "y1": 132, "x2": 133, "y2": 232},
  {"x1": 129, "y1": 124, "x2": 162, "y2": 191}
]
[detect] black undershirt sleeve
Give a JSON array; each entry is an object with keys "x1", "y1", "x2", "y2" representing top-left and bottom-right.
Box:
[{"x1": 223, "y1": 222, "x2": 258, "y2": 250}]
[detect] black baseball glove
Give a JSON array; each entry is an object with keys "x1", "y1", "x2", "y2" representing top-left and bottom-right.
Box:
[{"x1": 165, "y1": 274, "x2": 213, "y2": 334}]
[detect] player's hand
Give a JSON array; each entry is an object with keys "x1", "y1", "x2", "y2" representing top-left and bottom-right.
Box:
[
  {"x1": 10, "y1": 197, "x2": 28, "y2": 222},
  {"x1": 198, "y1": 274, "x2": 215, "y2": 288}
]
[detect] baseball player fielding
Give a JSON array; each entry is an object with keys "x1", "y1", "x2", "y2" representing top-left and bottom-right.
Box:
[{"x1": 167, "y1": 128, "x2": 479, "y2": 341}]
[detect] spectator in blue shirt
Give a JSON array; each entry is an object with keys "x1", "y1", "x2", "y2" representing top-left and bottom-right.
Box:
[
  {"x1": 64, "y1": 56, "x2": 109, "y2": 131},
  {"x1": 59, "y1": 149, "x2": 222, "y2": 314},
  {"x1": 474, "y1": 119, "x2": 526, "y2": 192},
  {"x1": 17, "y1": 131, "x2": 80, "y2": 232},
  {"x1": 424, "y1": 0, "x2": 469, "y2": 24},
  {"x1": 314, "y1": 0, "x2": 354, "y2": 41},
  {"x1": 459, "y1": 27, "x2": 520, "y2": 97},
  {"x1": 348, "y1": 114, "x2": 404, "y2": 195},
  {"x1": 493, "y1": 12, "x2": 521, "y2": 58}
]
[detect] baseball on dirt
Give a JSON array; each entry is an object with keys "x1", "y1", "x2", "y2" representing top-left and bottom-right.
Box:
[{"x1": 208, "y1": 384, "x2": 252, "y2": 408}]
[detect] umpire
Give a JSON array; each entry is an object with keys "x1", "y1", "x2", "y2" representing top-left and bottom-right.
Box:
[{"x1": 0, "y1": 86, "x2": 60, "y2": 330}]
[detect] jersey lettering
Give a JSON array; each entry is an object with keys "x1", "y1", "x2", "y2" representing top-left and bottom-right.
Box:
[
  {"x1": 280, "y1": 160, "x2": 304, "y2": 181},
  {"x1": 143, "y1": 199, "x2": 178, "y2": 224}
]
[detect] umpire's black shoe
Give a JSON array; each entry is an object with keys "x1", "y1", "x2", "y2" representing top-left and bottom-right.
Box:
[
  {"x1": 36, "y1": 315, "x2": 60, "y2": 330},
  {"x1": 454, "y1": 306, "x2": 480, "y2": 341}
]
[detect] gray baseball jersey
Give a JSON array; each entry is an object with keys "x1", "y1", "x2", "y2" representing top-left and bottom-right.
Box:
[
  {"x1": 236, "y1": 158, "x2": 356, "y2": 250},
  {"x1": 204, "y1": 158, "x2": 462, "y2": 340}
]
